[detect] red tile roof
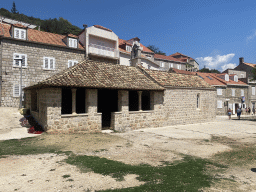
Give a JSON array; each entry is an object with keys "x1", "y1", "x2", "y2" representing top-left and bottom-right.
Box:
[
  {"x1": 119, "y1": 38, "x2": 153, "y2": 53},
  {"x1": 244, "y1": 62, "x2": 256, "y2": 68},
  {"x1": 93, "y1": 25, "x2": 112, "y2": 32},
  {"x1": 154, "y1": 54, "x2": 186, "y2": 63},
  {"x1": 0, "y1": 23, "x2": 84, "y2": 49},
  {"x1": 169, "y1": 52, "x2": 195, "y2": 61},
  {"x1": 12, "y1": 23, "x2": 27, "y2": 29}
]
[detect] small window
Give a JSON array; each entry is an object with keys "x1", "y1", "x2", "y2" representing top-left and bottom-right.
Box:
[
  {"x1": 217, "y1": 100, "x2": 222, "y2": 108},
  {"x1": 43, "y1": 57, "x2": 55, "y2": 70},
  {"x1": 13, "y1": 53, "x2": 27, "y2": 67},
  {"x1": 252, "y1": 87, "x2": 255, "y2": 96},
  {"x1": 177, "y1": 64, "x2": 181, "y2": 70},
  {"x1": 232, "y1": 89, "x2": 235, "y2": 97},
  {"x1": 160, "y1": 62, "x2": 165, "y2": 68},
  {"x1": 13, "y1": 28, "x2": 26, "y2": 40},
  {"x1": 199, "y1": 76, "x2": 204, "y2": 79},
  {"x1": 13, "y1": 84, "x2": 25, "y2": 99},
  {"x1": 234, "y1": 75, "x2": 238, "y2": 82},
  {"x1": 207, "y1": 76, "x2": 212, "y2": 80},
  {"x1": 126, "y1": 46, "x2": 132, "y2": 52},
  {"x1": 241, "y1": 89, "x2": 244, "y2": 96},
  {"x1": 196, "y1": 94, "x2": 200, "y2": 109},
  {"x1": 225, "y1": 74, "x2": 229, "y2": 81},
  {"x1": 217, "y1": 88, "x2": 222, "y2": 96},
  {"x1": 241, "y1": 74, "x2": 244, "y2": 78},
  {"x1": 68, "y1": 60, "x2": 78, "y2": 68},
  {"x1": 69, "y1": 38, "x2": 78, "y2": 48},
  {"x1": 169, "y1": 63, "x2": 173, "y2": 68}
]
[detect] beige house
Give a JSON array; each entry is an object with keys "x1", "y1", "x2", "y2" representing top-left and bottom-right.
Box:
[{"x1": 24, "y1": 58, "x2": 216, "y2": 133}]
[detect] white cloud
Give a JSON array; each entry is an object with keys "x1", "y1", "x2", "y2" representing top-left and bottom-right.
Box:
[
  {"x1": 247, "y1": 30, "x2": 256, "y2": 42},
  {"x1": 196, "y1": 53, "x2": 235, "y2": 71},
  {"x1": 221, "y1": 63, "x2": 236, "y2": 71}
]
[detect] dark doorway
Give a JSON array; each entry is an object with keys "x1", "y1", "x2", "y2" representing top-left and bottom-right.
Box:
[
  {"x1": 235, "y1": 103, "x2": 239, "y2": 113},
  {"x1": 76, "y1": 88, "x2": 86, "y2": 114},
  {"x1": 142, "y1": 91, "x2": 151, "y2": 110},
  {"x1": 98, "y1": 89, "x2": 118, "y2": 128},
  {"x1": 129, "y1": 91, "x2": 139, "y2": 111},
  {"x1": 62, "y1": 88, "x2": 72, "y2": 114}
]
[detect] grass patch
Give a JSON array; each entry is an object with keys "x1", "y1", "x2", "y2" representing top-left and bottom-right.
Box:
[
  {"x1": 65, "y1": 155, "x2": 223, "y2": 191},
  {"x1": 62, "y1": 174, "x2": 71, "y2": 178}
]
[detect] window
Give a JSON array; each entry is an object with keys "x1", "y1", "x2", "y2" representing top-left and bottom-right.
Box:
[
  {"x1": 199, "y1": 76, "x2": 204, "y2": 79},
  {"x1": 241, "y1": 74, "x2": 244, "y2": 78},
  {"x1": 69, "y1": 38, "x2": 78, "y2": 48},
  {"x1": 177, "y1": 64, "x2": 181, "y2": 70},
  {"x1": 252, "y1": 87, "x2": 255, "y2": 96},
  {"x1": 160, "y1": 62, "x2": 165, "y2": 68},
  {"x1": 217, "y1": 88, "x2": 222, "y2": 95},
  {"x1": 126, "y1": 46, "x2": 132, "y2": 52},
  {"x1": 68, "y1": 60, "x2": 78, "y2": 68},
  {"x1": 43, "y1": 57, "x2": 55, "y2": 70},
  {"x1": 13, "y1": 53, "x2": 27, "y2": 67},
  {"x1": 234, "y1": 75, "x2": 238, "y2": 82},
  {"x1": 196, "y1": 94, "x2": 200, "y2": 109},
  {"x1": 169, "y1": 63, "x2": 173, "y2": 68},
  {"x1": 241, "y1": 89, "x2": 244, "y2": 96},
  {"x1": 207, "y1": 76, "x2": 213, "y2": 80},
  {"x1": 225, "y1": 74, "x2": 229, "y2": 81},
  {"x1": 217, "y1": 100, "x2": 222, "y2": 108},
  {"x1": 232, "y1": 89, "x2": 235, "y2": 97},
  {"x1": 13, "y1": 84, "x2": 25, "y2": 99},
  {"x1": 13, "y1": 28, "x2": 26, "y2": 40}
]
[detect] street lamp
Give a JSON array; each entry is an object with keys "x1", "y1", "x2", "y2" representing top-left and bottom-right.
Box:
[{"x1": 14, "y1": 58, "x2": 23, "y2": 109}]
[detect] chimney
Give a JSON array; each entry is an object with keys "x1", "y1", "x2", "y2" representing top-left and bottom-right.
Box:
[
  {"x1": 239, "y1": 57, "x2": 244, "y2": 65},
  {"x1": 131, "y1": 41, "x2": 142, "y2": 67}
]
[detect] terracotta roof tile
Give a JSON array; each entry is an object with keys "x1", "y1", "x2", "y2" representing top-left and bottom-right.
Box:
[
  {"x1": 26, "y1": 60, "x2": 164, "y2": 91},
  {"x1": 0, "y1": 23, "x2": 84, "y2": 49},
  {"x1": 94, "y1": 25, "x2": 112, "y2": 32},
  {"x1": 12, "y1": 23, "x2": 27, "y2": 29},
  {"x1": 244, "y1": 62, "x2": 256, "y2": 68},
  {"x1": 140, "y1": 67, "x2": 212, "y2": 89},
  {"x1": 154, "y1": 54, "x2": 186, "y2": 63}
]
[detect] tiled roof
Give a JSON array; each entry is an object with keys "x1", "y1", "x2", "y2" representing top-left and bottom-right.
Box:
[
  {"x1": 94, "y1": 25, "x2": 112, "y2": 32},
  {"x1": 154, "y1": 54, "x2": 186, "y2": 63},
  {"x1": 169, "y1": 52, "x2": 195, "y2": 61},
  {"x1": 0, "y1": 23, "x2": 84, "y2": 49},
  {"x1": 119, "y1": 38, "x2": 153, "y2": 53},
  {"x1": 140, "y1": 67, "x2": 213, "y2": 89},
  {"x1": 244, "y1": 62, "x2": 256, "y2": 68},
  {"x1": 26, "y1": 60, "x2": 164, "y2": 91},
  {"x1": 12, "y1": 23, "x2": 27, "y2": 29},
  {"x1": 67, "y1": 34, "x2": 78, "y2": 38},
  {"x1": 215, "y1": 73, "x2": 247, "y2": 85}
]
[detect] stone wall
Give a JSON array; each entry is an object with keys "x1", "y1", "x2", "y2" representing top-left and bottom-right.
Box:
[
  {"x1": 25, "y1": 88, "x2": 101, "y2": 133},
  {"x1": 112, "y1": 88, "x2": 216, "y2": 132},
  {"x1": 1, "y1": 38, "x2": 85, "y2": 107}
]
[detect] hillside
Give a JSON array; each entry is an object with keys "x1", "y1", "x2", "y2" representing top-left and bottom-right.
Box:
[{"x1": 0, "y1": 8, "x2": 82, "y2": 35}]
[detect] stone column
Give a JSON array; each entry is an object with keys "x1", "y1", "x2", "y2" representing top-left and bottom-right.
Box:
[
  {"x1": 150, "y1": 91, "x2": 154, "y2": 110},
  {"x1": 86, "y1": 89, "x2": 98, "y2": 114},
  {"x1": 118, "y1": 90, "x2": 129, "y2": 112},
  {"x1": 72, "y1": 88, "x2": 77, "y2": 115},
  {"x1": 138, "y1": 91, "x2": 142, "y2": 111}
]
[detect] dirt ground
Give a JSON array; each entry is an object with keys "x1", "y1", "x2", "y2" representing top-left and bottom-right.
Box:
[{"x1": 1, "y1": 107, "x2": 256, "y2": 191}]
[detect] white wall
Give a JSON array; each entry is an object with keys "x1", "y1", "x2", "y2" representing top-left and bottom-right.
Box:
[{"x1": 120, "y1": 53, "x2": 131, "y2": 66}]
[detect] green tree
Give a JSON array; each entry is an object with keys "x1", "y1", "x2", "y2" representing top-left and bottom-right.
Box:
[
  {"x1": 199, "y1": 67, "x2": 220, "y2": 73},
  {"x1": 251, "y1": 66, "x2": 256, "y2": 81},
  {"x1": 11, "y1": 2, "x2": 18, "y2": 14},
  {"x1": 147, "y1": 45, "x2": 166, "y2": 55}
]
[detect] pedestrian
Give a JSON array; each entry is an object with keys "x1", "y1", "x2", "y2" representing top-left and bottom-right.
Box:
[
  {"x1": 245, "y1": 107, "x2": 248, "y2": 114},
  {"x1": 248, "y1": 107, "x2": 251, "y2": 115},
  {"x1": 227, "y1": 108, "x2": 232, "y2": 120},
  {"x1": 253, "y1": 107, "x2": 255, "y2": 116},
  {"x1": 237, "y1": 107, "x2": 242, "y2": 120}
]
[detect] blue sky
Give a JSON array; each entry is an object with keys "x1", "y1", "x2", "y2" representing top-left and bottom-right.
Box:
[{"x1": 1, "y1": 0, "x2": 256, "y2": 71}]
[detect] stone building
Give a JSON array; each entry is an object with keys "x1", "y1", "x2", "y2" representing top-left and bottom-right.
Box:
[
  {"x1": 0, "y1": 22, "x2": 85, "y2": 107},
  {"x1": 171, "y1": 69, "x2": 248, "y2": 115},
  {"x1": 24, "y1": 58, "x2": 216, "y2": 133}
]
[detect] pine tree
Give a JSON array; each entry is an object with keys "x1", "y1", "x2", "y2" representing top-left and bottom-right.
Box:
[{"x1": 11, "y1": 2, "x2": 18, "y2": 14}]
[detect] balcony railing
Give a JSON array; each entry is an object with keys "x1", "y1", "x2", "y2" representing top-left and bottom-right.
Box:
[{"x1": 88, "y1": 43, "x2": 119, "y2": 58}]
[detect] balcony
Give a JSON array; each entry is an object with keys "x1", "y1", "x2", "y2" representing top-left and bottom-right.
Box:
[{"x1": 88, "y1": 43, "x2": 119, "y2": 59}]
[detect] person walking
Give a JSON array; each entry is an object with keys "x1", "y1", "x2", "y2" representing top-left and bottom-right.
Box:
[
  {"x1": 237, "y1": 107, "x2": 242, "y2": 120},
  {"x1": 248, "y1": 107, "x2": 251, "y2": 115},
  {"x1": 228, "y1": 108, "x2": 232, "y2": 120},
  {"x1": 253, "y1": 107, "x2": 255, "y2": 116}
]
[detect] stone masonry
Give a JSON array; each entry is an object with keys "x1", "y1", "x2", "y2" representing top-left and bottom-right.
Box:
[{"x1": 1, "y1": 38, "x2": 85, "y2": 107}]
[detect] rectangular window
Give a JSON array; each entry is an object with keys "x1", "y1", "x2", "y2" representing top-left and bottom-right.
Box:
[
  {"x1": 160, "y1": 62, "x2": 165, "y2": 68},
  {"x1": 232, "y1": 89, "x2": 235, "y2": 97},
  {"x1": 13, "y1": 84, "x2": 25, "y2": 99},
  {"x1": 177, "y1": 64, "x2": 181, "y2": 70},
  {"x1": 217, "y1": 100, "x2": 222, "y2": 108},
  {"x1": 252, "y1": 87, "x2": 255, "y2": 96},
  {"x1": 68, "y1": 60, "x2": 78, "y2": 68},
  {"x1": 14, "y1": 28, "x2": 26, "y2": 40},
  {"x1": 241, "y1": 89, "x2": 244, "y2": 96},
  {"x1": 13, "y1": 53, "x2": 27, "y2": 67},
  {"x1": 197, "y1": 94, "x2": 200, "y2": 109},
  {"x1": 69, "y1": 38, "x2": 78, "y2": 48},
  {"x1": 126, "y1": 46, "x2": 132, "y2": 52},
  {"x1": 217, "y1": 88, "x2": 222, "y2": 96},
  {"x1": 169, "y1": 63, "x2": 173, "y2": 68},
  {"x1": 43, "y1": 57, "x2": 55, "y2": 70}
]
